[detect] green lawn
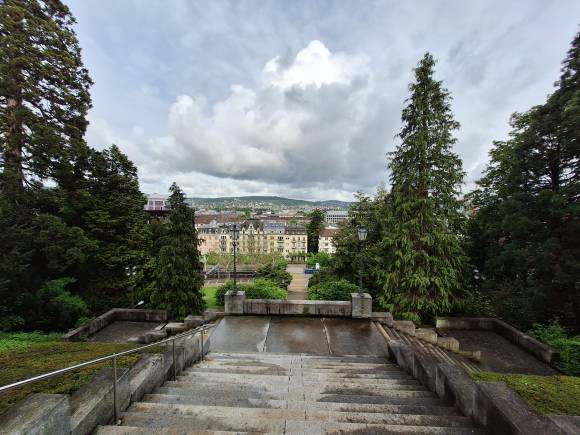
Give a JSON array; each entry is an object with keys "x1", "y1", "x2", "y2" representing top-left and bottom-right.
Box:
[
  {"x1": 0, "y1": 332, "x2": 161, "y2": 416},
  {"x1": 472, "y1": 372, "x2": 580, "y2": 416},
  {"x1": 203, "y1": 286, "x2": 222, "y2": 309}
]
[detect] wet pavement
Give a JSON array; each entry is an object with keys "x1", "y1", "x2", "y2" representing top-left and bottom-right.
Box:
[
  {"x1": 210, "y1": 316, "x2": 388, "y2": 356},
  {"x1": 88, "y1": 321, "x2": 162, "y2": 343},
  {"x1": 439, "y1": 329, "x2": 558, "y2": 375}
]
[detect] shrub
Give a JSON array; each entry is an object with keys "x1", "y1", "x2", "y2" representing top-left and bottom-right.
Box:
[
  {"x1": 528, "y1": 321, "x2": 580, "y2": 376},
  {"x1": 17, "y1": 278, "x2": 89, "y2": 332},
  {"x1": 308, "y1": 279, "x2": 360, "y2": 301},
  {"x1": 255, "y1": 261, "x2": 292, "y2": 289},
  {"x1": 306, "y1": 252, "x2": 334, "y2": 268},
  {"x1": 216, "y1": 279, "x2": 288, "y2": 305}
]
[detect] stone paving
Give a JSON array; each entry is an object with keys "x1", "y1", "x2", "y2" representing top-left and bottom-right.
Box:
[
  {"x1": 287, "y1": 263, "x2": 310, "y2": 300},
  {"x1": 210, "y1": 316, "x2": 389, "y2": 356},
  {"x1": 88, "y1": 321, "x2": 163, "y2": 343}
]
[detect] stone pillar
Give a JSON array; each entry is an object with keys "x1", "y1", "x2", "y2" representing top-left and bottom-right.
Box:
[
  {"x1": 351, "y1": 293, "x2": 372, "y2": 318},
  {"x1": 225, "y1": 290, "x2": 245, "y2": 315}
]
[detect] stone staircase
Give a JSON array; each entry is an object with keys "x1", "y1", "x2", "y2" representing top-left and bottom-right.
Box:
[{"x1": 96, "y1": 352, "x2": 483, "y2": 434}]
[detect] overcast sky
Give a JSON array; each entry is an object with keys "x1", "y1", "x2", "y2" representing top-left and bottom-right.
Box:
[{"x1": 66, "y1": 0, "x2": 579, "y2": 201}]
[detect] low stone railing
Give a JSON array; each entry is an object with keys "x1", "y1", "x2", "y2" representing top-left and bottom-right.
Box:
[
  {"x1": 224, "y1": 291, "x2": 372, "y2": 318},
  {"x1": 436, "y1": 317, "x2": 558, "y2": 364},
  {"x1": 62, "y1": 308, "x2": 167, "y2": 341}
]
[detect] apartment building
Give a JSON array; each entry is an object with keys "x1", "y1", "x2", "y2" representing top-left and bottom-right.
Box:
[
  {"x1": 318, "y1": 228, "x2": 338, "y2": 254},
  {"x1": 324, "y1": 210, "x2": 349, "y2": 224}
]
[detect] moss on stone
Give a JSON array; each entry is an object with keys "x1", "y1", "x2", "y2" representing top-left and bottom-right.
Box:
[
  {"x1": 0, "y1": 339, "x2": 159, "y2": 415},
  {"x1": 472, "y1": 371, "x2": 580, "y2": 416}
]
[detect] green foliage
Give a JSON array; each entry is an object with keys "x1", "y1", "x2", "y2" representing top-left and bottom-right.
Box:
[
  {"x1": 203, "y1": 287, "x2": 221, "y2": 309},
  {"x1": 0, "y1": 331, "x2": 63, "y2": 352},
  {"x1": 471, "y1": 372, "x2": 580, "y2": 416},
  {"x1": 306, "y1": 209, "x2": 325, "y2": 253},
  {"x1": 305, "y1": 252, "x2": 333, "y2": 268},
  {"x1": 308, "y1": 279, "x2": 359, "y2": 301},
  {"x1": 255, "y1": 260, "x2": 291, "y2": 289},
  {"x1": 0, "y1": 0, "x2": 93, "y2": 186},
  {"x1": 379, "y1": 53, "x2": 466, "y2": 323},
  {"x1": 152, "y1": 183, "x2": 205, "y2": 319},
  {"x1": 468, "y1": 31, "x2": 580, "y2": 332},
  {"x1": 215, "y1": 279, "x2": 287, "y2": 306},
  {"x1": 528, "y1": 322, "x2": 580, "y2": 376}
]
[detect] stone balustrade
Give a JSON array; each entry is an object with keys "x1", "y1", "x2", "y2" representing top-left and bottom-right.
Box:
[{"x1": 224, "y1": 291, "x2": 372, "y2": 318}]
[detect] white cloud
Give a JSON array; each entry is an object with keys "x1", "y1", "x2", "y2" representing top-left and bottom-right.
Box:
[{"x1": 137, "y1": 40, "x2": 387, "y2": 195}]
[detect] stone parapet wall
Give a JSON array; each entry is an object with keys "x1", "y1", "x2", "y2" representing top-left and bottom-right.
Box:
[
  {"x1": 61, "y1": 309, "x2": 167, "y2": 342},
  {"x1": 224, "y1": 291, "x2": 371, "y2": 318},
  {"x1": 387, "y1": 340, "x2": 570, "y2": 434},
  {"x1": 436, "y1": 317, "x2": 557, "y2": 364}
]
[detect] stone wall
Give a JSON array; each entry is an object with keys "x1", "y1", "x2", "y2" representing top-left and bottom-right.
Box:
[
  {"x1": 387, "y1": 339, "x2": 571, "y2": 434},
  {"x1": 61, "y1": 308, "x2": 167, "y2": 342},
  {"x1": 436, "y1": 317, "x2": 557, "y2": 364},
  {"x1": 224, "y1": 291, "x2": 372, "y2": 318},
  {"x1": 0, "y1": 332, "x2": 211, "y2": 435}
]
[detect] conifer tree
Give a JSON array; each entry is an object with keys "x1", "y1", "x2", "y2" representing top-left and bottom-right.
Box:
[
  {"x1": 153, "y1": 183, "x2": 205, "y2": 318},
  {"x1": 306, "y1": 209, "x2": 325, "y2": 253},
  {"x1": 470, "y1": 31, "x2": 580, "y2": 331},
  {"x1": 380, "y1": 53, "x2": 466, "y2": 323},
  {"x1": 0, "y1": 0, "x2": 92, "y2": 189},
  {"x1": 77, "y1": 145, "x2": 148, "y2": 312}
]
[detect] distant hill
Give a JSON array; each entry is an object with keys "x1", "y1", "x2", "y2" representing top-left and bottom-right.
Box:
[{"x1": 186, "y1": 195, "x2": 351, "y2": 209}]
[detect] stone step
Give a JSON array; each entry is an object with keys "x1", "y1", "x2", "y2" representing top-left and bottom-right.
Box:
[
  {"x1": 143, "y1": 393, "x2": 460, "y2": 416},
  {"x1": 183, "y1": 367, "x2": 414, "y2": 382},
  {"x1": 126, "y1": 403, "x2": 477, "y2": 428},
  {"x1": 198, "y1": 360, "x2": 400, "y2": 369},
  {"x1": 176, "y1": 374, "x2": 421, "y2": 388},
  {"x1": 207, "y1": 353, "x2": 388, "y2": 363},
  {"x1": 158, "y1": 382, "x2": 435, "y2": 400},
  {"x1": 96, "y1": 427, "x2": 270, "y2": 435},
  {"x1": 121, "y1": 412, "x2": 285, "y2": 433},
  {"x1": 154, "y1": 387, "x2": 443, "y2": 406},
  {"x1": 171, "y1": 377, "x2": 428, "y2": 392},
  {"x1": 195, "y1": 364, "x2": 404, "y2": 375},
  {"x1": 285, "y1": 421, "x2": 485, "y2": 434}
]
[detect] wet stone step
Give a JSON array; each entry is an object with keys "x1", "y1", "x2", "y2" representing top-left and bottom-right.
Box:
[
  {"x1": 142, "y1": 393, "x2": 460, "y2": 416},
  {"x1": 127, "y1": 401, "x2": 475, "y2": 428}
]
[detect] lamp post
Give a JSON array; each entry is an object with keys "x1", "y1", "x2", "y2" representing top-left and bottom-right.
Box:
[
  {"x1": 357, "y1": 226, "x2": 368, "y2": 295},
  {"x1": 230, "y1": 223, "x2": 240, "y2": 291}
]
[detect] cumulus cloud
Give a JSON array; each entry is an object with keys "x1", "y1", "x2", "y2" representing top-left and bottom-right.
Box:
[{"x1": 140, "y1": 41, "x2": 386, "y2": 192}]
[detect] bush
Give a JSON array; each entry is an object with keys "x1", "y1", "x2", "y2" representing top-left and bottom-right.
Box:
[
  {"x1": 308, "y1": 279, "x2": 360, "y2": 301},
  {"x1": 306, "y1": 252, "x2": 334, "y2": 268},
  {"x1": 255, "y1": 260, "x2": 292, "y2": 289},
  {"x1": 216, "y1": 279, "x2": 288, "y2": 305},
  {"x1": 528, "y1": 321, "x2": 580, "y2": 376},
  {"x1": 17, "y1": 278, "x2": 89, "y2": 332}
]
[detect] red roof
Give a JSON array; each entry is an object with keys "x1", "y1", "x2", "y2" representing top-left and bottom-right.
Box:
[{"x1": 320, "y1": 228, "x2": 338, "y2": 238}]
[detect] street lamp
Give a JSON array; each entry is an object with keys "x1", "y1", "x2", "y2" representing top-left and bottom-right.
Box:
[
  {"x1": 357, "y1": 226, "x2": 368, "y2": 295},
  {"x1": 230, "y1": 223, "x2": 240, "y2": 291}
]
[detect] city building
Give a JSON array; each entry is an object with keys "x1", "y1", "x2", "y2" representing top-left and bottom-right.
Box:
[
  {"x1": 318, "y1": 228, "x2": 338, "y2": 254},
  {"x1": 325, "y1": 210, "x2": 349, "y2": 224}
]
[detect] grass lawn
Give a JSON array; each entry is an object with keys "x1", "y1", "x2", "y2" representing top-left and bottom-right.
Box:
[
  {"x1": 472, "y1": 372, "x2": 580, "y2": 416},
  {"x1": 0, "y1": 332, "x2": 161, "y2": 416},
  {"x1": 203, "y1": 286, "x2": 222, "y2": 309}
]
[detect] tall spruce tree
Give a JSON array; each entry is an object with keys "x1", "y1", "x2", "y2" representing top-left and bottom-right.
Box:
[
  {"x1": 469, "y1": 31, "x2": 580, "y2": 331},
  {"x1": 380, "y1": 53, "x2": 466, "y2": 323},
  {"x1": 76, "y1": 145, "x2": 148, "y2": 313},
  {"x1": 306, "y1": 209, "x2": 325, "y2": 253},
  {"x1": 0, "y1": 0, "x2": 92, "y2": 189},
  {"x1": 152, "y1": 183, "x2": 204, "y2": 318}
]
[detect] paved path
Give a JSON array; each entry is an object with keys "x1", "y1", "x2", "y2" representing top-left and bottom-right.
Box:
[
  {"x1": 210, "y1": 316, "x2": 388, "y2": 356},
  {"x1": 286, "y1": 263, "x2": 310, "y2": 300}
]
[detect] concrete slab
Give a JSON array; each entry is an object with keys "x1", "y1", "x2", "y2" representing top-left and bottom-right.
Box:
[
  {"x1": 210, "y1": 316, "x2": 270, "y2": 352},
  {"x1": 265, "y1": 317, "x2": 329, "y2": 355},
  {"x1": 88, "y1": 321, "x2": 161, "y2": 343},
  {"x1": 324, "y1": 318, "x2": 389, "y2": 357}
]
